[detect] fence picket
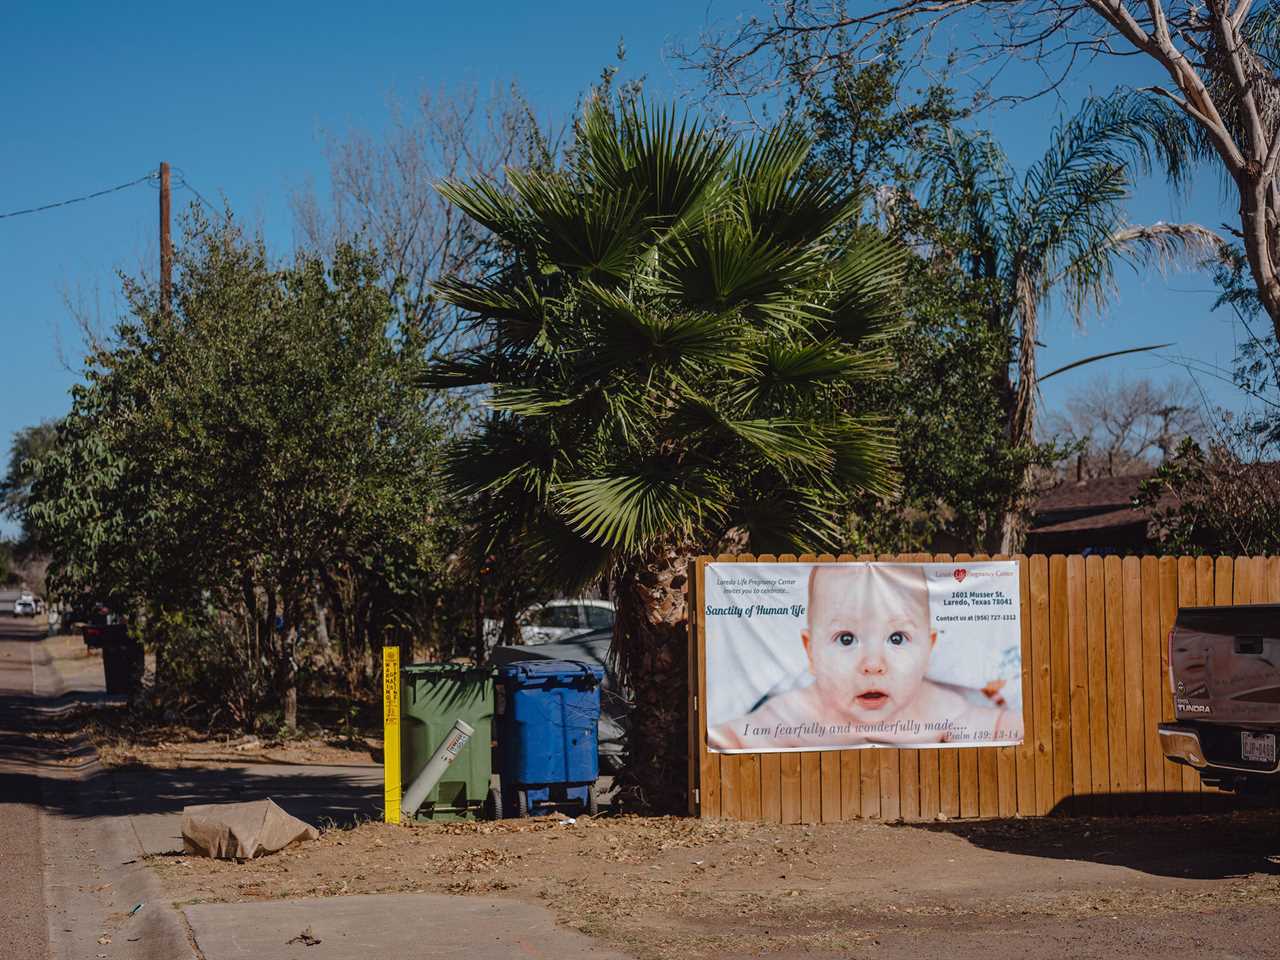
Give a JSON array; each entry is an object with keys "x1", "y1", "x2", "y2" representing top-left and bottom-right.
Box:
[
  {"x1": 854, "y1": 554, "x2": 882, "y2": 818},
  {"x1": 835, "y1": 553, "x2": 861, "y2": 820},
  {"x1": 796, "y1": 554, "x2": 822, "y2": 822},
  {"x1": 1048, "y1": 555, "x2": 1072, "y2": 813},
  {"x1": 695, "y1": 556, "x2": 720, "y2": 817},
  {"x1": 753, "y1": 555, "x2": 782, "y2": 823},
  {"x1": 1014, "y1": 555, "x2": 1036, "y2": 816},
  {"x1": 815, "y1": 554, "x2": 843, "y2": 823},
  {"x1": 716, "y1": 553, "x2": 742, "y2": 819},
  {"x1": 1084, "y1": 556, "x2": 1109, "y2": 810},
  {"x1": 776, "y1": 554, "x2": 802, "y2": 822},
  {"x1": 1122, "y1": 556, "x2": 1146, "y2": 810},
  {"x1": 1066, "y1": 555, "x2": 1090, "y2": 808},
  {"x1": 1104, "y1": 557, "x2": 1128, "y2": 807},
  {"x1": 1140, "y1": 557, "x2": 1164, "y2": 800},
  {"x1": 1030, "y1": 555, "x2": 1053, "y2": 815}
]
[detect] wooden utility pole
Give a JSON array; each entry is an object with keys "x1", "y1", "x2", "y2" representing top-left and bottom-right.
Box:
[{"x1": 159, "y1": 161, "x2": 171, "y2": 312}]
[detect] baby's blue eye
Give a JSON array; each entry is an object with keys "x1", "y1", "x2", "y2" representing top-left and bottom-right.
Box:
[
  {"x1": 835, "y1": 631, "x2": 857, "y2": 647},
  {"x1": 888, "y1": 631, "x2": 909, "y2": 646}
]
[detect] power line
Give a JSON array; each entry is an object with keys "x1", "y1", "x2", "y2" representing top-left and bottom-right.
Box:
[
  {"x1": 0, "y1": 172, "x2": 158, "y2": 220},
  {"x1": 174, "y1": 173, "x2": 217, "y2": 215}
]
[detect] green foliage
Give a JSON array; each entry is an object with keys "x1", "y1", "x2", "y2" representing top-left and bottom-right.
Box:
[
  {"x1": 1, "y1": 420, "x2": 60, "y2": 556},
  {"x1": 26, "y1": 211, "x2": 450, "y2": 726},
  {"x1": 1139, "y1": 437, "x2": 1280, "y2": 557},
  {"x1": 783, "y1": 40, "x2": 1062, "y2": 552},
  {"x1": 432, "y1": 97, "x2": 905, "y2": 586}
]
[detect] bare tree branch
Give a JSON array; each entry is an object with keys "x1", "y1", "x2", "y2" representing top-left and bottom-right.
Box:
[
  {"x1": 291, "y1": 82, "x2": 555, "y2": 359},
  {"x1": 689, "y1": 0, "x2": 1280, "y2": 343}
]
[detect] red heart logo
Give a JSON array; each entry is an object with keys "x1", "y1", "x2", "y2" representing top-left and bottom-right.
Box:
[{"x1": 953, "y1": 568, "x2": 967, "y2": 583}]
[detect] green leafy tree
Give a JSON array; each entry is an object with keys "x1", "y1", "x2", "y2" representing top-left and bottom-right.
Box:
[
  {"x1": 431, "y1": 99, "x2": 905, "y2": 808},
  {"x1": 1, "y1": 420, "x2": 60, "y2": 556},
  {"x1": 28, "y1": 212, "x2": 447, "y2": 729}
]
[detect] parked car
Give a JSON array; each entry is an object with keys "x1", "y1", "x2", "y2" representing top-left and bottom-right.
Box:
[
  {"x1": 490, "y1": 628, "x2": 628, "y2": 772},
  {"x1": 1159, "y1": 603, "x2": 1280, "y2": 791},
  {"x1": 484, "y1": 598, "x2": 615, "y2": 647},
  {"x1": 13, "y1": 594, "x2": 37, "y2": 617}
]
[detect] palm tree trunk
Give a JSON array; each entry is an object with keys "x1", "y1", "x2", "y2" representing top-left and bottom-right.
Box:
[
  {"x1": 999, "y1": 293, "x2": 1039, "y2": 555},
  {"x1": 611, "y1": 542, "x2": 697, "y2": 813}
]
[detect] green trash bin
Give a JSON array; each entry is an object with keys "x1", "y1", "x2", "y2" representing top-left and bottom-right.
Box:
[{"x1": 400, "y1": 664, "x2": 495, "y2": 820}]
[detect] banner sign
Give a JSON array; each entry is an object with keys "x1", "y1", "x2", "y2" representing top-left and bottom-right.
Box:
[{"x1": 705, "y1": 561, "x2": 1024, "y2": 753}]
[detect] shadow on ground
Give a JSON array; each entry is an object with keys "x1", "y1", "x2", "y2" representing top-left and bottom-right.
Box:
[
  {"x1": 897, "y1": 802, "x2": 1280, "y2": 880},
  {"x1": 0, "y1": 616, "x2": 381, "y2": 833}
]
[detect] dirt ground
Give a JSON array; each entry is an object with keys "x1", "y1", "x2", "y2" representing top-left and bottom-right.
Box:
[
  {"x1": 143, "y1": 807, "x2": 1280, "y2": 959},
  {"x1": 56, "y1": 649, "x2": 1280, "y2": 959}
]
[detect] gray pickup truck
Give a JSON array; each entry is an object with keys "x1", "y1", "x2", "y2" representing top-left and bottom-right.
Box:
[{"x1": 1159, "y1": 604, "x2": 1280, "y2": 791}]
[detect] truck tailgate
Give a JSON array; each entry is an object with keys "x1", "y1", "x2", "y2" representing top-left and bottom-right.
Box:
[{"x1": 1172, "y1": 605, "x2": 1280, "y2": 724}]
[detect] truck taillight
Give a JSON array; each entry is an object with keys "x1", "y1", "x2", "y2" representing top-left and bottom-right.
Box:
[{"x1": 1168, "y1": 628, "x2": 1175, "y2": 694}]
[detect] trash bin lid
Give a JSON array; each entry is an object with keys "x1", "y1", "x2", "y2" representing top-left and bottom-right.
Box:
[
  {"x1": 401, "y1": 662, "x2": 494, "y2": 677},
  {"x1": 497, "y1": 659, "x2": 605, "y2": 683}
]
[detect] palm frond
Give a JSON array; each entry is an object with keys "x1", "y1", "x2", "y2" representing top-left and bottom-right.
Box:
[
  {"x1": 554, "y1": 471, "x2": 725, "y2": 551},
  {"x1": 824, "y1": 231, "x2": 908, "y2": 344},
  {"x1": 733, "y1": 340, "x2": 891, "y2": 408},
  {"x1": 1105, "y1": 222, "x2": 1225, "y2": 272},
  {"x1": 446, "y1": 424, "x2": 556, "y2": 500},
  {"x1": 922, "y1": 127, "x2": 1009, "y2": 276},
  {"x1": 723, "y1": 417, "x2": 836, "y2": 470},
  {"x1": 419, "y1": 352, "x2": 498, "y2": 389},
  {"x1": 505, "y1": 168, "x2": 649, "y2": 279},
  {"x1": 661, "y1": 221, "x2": 826, "y2": 327},
  {"x1": 486, "y1": 385, "x2": 577, "y2": 416},
  {"x1": 738, "y1": 493, "x2": 844, "y2": 555},
  {"x1": 580, "y1": 282, "x2": 751, "y2": 373},
  {"x1": 1053, "y1": 220, "x2": 1224, "y2": 322},
  {"x1": 435, "y1": 177, "x2": 527, "y2": 242},
  {"x1": 431, "y1": 275, "x2": 548, "y2": 342},
  {"x1": 828, "y1": 421, "x2": 899, "y2": 498},
  {"x1": 586, "y1": 99, "x2": 734, "y2": 228}
]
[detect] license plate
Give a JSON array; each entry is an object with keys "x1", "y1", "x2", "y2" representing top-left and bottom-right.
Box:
[{"x1": 1242, "y1": 731, "x2": 1276, "y2": 764}]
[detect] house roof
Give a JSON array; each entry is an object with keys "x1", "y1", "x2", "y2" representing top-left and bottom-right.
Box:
[
  {"x1": 1029, "y1": 505, "x2": 1150, "y2": 534},
  {"x1": 1033, "y1": 473, "x2": 1152, "y2": 513}
]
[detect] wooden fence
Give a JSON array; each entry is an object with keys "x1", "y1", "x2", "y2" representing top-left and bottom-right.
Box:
[{"x1": 687, "y1": 553, "x2": 1280, "y2": 822}]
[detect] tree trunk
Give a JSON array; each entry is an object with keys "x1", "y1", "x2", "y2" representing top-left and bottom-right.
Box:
[
  {"x1": 277, "y1": 625, "x2": 298, "y2": 733},
  {"x1": 612, "y1": 542, "x2": 697, "y2": 813},
  {"x1": 997, "y1": 292, "x2": 1039, "y2": 555},
  {"x1": 313, "y1": 589, "x2": 331, "y2": 648}
]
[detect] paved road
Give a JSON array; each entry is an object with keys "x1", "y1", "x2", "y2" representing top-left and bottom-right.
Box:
[{"x1": 0, "y1": 616, "x2": 52, "y2": 960}]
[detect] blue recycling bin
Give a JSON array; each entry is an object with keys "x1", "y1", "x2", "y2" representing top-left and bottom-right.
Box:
[{"x1": 495, "y1": 660, "x2": 604, "y2": 817}]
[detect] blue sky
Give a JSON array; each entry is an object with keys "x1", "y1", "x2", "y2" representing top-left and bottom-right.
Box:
[{"x1": 0, "y1": 2, "x2": 1251, "y2": 535}]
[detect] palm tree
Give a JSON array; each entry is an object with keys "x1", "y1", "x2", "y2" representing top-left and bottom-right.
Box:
[
  {"x1": 921, "y1": 95, "x2": 1221, "y2": 553},
  {"x1": 430, "y1": 99, "x2": 905, "y2": 809}
]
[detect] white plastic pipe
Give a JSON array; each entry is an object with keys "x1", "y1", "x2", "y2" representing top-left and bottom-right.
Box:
[{"x1": 400, "y1": 719, "x2": 475, "y2": 818}]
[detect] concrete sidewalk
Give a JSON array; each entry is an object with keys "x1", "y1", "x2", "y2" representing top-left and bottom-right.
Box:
[{"x1": 4, "y1": 628, "x2": 630, "y2": 959}]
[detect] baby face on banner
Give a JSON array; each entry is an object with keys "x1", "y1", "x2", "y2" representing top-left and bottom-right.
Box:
[{"x1": 802, "y1": 565, "x2": 934, "y2": 724}]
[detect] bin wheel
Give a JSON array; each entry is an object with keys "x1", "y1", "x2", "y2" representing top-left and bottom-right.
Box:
[
  {"x1": 585, "y1": 786, "x2": 600, "y2": 817},
  {"x1": 484, "y1": 787, "x2": 503, "y2": 820},
  {"x1": 515, "y1": 789, "x2": 529, "y2": 818}
]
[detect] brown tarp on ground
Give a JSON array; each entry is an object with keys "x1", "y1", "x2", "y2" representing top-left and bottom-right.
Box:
[{"x1": 181, "y1": 798, "x2": 319, "y2": 859}]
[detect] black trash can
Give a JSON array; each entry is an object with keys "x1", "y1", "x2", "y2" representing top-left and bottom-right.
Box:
[{"x1": 90, "y1": 623, "x2": 143, "y2": 695}]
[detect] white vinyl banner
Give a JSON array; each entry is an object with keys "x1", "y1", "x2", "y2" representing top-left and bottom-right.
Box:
[{"x1": 705, "y1": 561, "x2": 1024, "y2": 753}]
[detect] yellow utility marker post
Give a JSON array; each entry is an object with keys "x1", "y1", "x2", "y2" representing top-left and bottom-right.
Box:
[{"x1": 382, "y1": 645, "x2": 401, "y2": 824}]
